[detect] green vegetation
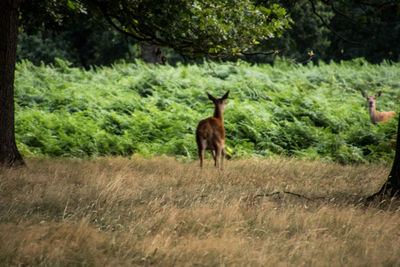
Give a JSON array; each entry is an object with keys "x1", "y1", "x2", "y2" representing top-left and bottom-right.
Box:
[{"x1": 15, "y1": 58, "x2": 399, "y2": 163}]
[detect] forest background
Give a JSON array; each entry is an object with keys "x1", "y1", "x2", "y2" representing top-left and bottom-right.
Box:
[{"x1": 18, "y1": 1, "x2": 400, "y2": 67}]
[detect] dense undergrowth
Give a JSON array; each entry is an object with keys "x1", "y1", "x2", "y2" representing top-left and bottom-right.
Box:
[{"x1": 14, "y1": 58, "x2": 399, "y2": 163}]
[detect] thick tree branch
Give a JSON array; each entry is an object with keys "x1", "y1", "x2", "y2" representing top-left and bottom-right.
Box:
[{"x1": 242, "y1": 49, "x2": 285, "y2": 56}]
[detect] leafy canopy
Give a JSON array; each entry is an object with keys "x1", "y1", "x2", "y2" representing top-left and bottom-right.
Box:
[{"x1": 71, "y1": 0, "x2": 292, "y2": 57}]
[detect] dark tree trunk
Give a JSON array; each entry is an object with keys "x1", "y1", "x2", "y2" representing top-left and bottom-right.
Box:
[
  {"x1": 0, "y1": 0, "x2": 24, "y2": 167},
  {"x1": 368, "y1": 115, "x2": 400, "y2": 200},
  {"x1": 140, "y1": 41, "x2": 166, "y2": 64}
]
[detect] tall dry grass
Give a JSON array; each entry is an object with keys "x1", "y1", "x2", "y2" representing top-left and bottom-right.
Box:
[{"x1": 1, "y1": 157, "x2": 399, "y2": 266}]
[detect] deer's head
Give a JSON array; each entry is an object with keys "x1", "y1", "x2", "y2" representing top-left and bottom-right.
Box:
[
  {"x1": 207, "y1": 91, "x2": 230, "y2": 111},
  {"x1": 361, "y1": 90, "x2": 382, "y2": 108}
]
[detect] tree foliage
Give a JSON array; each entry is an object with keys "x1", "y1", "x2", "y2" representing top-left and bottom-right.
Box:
[
  {"x1": 17, "y1": 0, "x2": 292, "y2": 64},
  {"x1": 17, "y1": 0, "x2": 400, "y2": 66},
  {"x1": 81, "y1": 0, "x2": 292, "y2": 58}
]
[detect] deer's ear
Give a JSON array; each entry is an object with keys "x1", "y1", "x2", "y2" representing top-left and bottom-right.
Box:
[
  {"x1": 207, "y1": 92, "x2": 216, "y2": 101},
  {"x1": 375, "y1": 91, "x2": 382, "y2": 98},
  {"x1": 222, "y1": 90, "x2": 230, "y2": 100},
  {"x1": 361, "y1": 90, "x2": 367, "y2": 98}
]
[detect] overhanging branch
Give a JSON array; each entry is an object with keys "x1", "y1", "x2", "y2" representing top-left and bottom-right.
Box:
[{"x1": 242, "y1": 49, "x2": 285, "y2": 56}]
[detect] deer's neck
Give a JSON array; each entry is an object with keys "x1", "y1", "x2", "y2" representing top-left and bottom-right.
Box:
[
  {"x1": 369, "y1": 105, "x2": 379, "y2": 124},
  {"x1": 213, "y1": 106, "x2": 224, "y2": 121}
]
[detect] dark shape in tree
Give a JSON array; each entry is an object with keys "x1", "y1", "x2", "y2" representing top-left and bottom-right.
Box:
[{"x1": 141, "y1": 42, "x2": 166, "y2": 64}]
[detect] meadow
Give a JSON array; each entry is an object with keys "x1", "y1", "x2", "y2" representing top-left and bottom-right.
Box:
[
  {"x1": 4, "y1": 59, "x2": 400, "y2": 265},
  {"x1": 14, "y1": 58, "x2": 400, "y2": 163},
  {"x1": 1, "y1": 157, "x2": 399, "y2": 266}
]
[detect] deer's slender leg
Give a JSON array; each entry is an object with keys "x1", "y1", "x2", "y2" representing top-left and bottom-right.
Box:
[
  {"x1": 215, "y1": 147, "x2": 222, "y2": 170},
  {"x1": 199, "y1": 148, "x2": 205, "y2": 168},
  {"x1": 212, "y1": 150, "x2": 216, "y2": 166},
  {"x1": 221, "y1": 148, "x2": 225, "y2": 170}
]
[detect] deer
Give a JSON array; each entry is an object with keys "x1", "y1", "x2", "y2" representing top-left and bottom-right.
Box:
[
  {"x1": 196, "y1": 91, "x2": 229, "y2": 170},
  {"x1": 361, "y1": 90, "x2": 396, "y2": 124}
]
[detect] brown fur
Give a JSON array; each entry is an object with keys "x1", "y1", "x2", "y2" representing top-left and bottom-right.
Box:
[
  {"x1": 361, "y1": 90, "x2": 396, "y2": 124},
  {"x1": 196, "y1": 91, "x2": 229, "y2": 169}
]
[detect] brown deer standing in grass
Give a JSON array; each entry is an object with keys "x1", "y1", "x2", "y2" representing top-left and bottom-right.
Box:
[
  {"x1": 196, "y1": 91, "x2": 229, "y2": 170},
  {"x1": 361, "y1": 90, "x2": 396, "y2": 124}
]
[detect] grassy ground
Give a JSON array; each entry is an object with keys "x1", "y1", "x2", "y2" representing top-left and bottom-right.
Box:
[{"x1": 1, "y1": 157, "x2": 399, "y2": 266}]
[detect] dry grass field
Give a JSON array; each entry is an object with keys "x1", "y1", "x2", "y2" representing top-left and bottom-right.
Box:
[{"x1": 1, "y1": 156, "x2": 399, "y2": 266}]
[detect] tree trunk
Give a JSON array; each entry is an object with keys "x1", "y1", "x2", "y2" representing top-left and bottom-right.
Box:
[
  {"x1": 0, "y1": 0, "x2": 24, "y2": 167},
  {"x1": 140, "y1": 41, "x2": 166, "y2": 64},
  {"x1": 368, "y1": 115, "x2": 400, "y2": 200}
]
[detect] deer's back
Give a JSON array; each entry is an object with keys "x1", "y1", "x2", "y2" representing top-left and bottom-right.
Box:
[
  {"x1": 196, "y1": 117, "x2": 225, "y2": 148},
  {"x1": 376, "y1": 111, "x2": 396, "y2": 122}
]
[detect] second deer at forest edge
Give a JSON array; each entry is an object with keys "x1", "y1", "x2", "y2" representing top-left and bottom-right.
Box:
[
  {"x1": 361, "y1": 90, "x2": 396, "y2": 124},
  {"x1": 196, "y1": 91, "x2": 229, "y2": 170}
]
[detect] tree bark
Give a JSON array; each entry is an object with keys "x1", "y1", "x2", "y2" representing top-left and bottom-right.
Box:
[
  {"x1": 140, "y1": 41, "x2": 166, "y2": 64},
  {"x1": 368, "y1": 115, "x2": 400, "y2": 200},
  {"x1": 0, "y1": 0, "x2": 24, "y2": 167}
]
